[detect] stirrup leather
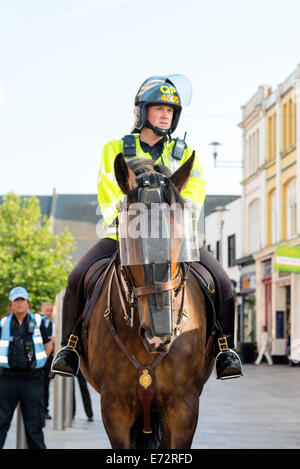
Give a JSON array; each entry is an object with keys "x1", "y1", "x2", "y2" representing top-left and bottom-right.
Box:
[
  {"x1": 67, "y1": 334, "x2": 79, "y2": 349},
  {"x1": 218, "y1": 336, "x2": 229, "y2": 352}
]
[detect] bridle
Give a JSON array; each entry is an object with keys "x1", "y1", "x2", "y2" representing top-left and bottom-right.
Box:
[
  {"x1": 119, "y1": 262, "x2": 190, "y2": 333},
  {"x1": 114, "y1": 170, "x2": 191, "y2": 336},
  {"x1": 101, "y1": 170, "x2": 193, "y2": 434}
]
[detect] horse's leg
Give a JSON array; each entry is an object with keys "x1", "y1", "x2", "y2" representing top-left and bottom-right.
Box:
[
  {"x1": 101, "y1": 401, "x2": 133, "y2": 449},
  {"x1": 161, "y1": 399, "x2": 199, "y2": 449},
  {"x1": 158, "y1": 419, "x2": 171, "y2": 449}
]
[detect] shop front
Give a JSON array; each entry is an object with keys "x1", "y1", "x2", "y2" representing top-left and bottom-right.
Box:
[
  {"x1": 236, "y1": 255, "x2": 257, "y2": 362},
  {"x1": 274, "y1": 244, "x2": 300, "y2": 362}
]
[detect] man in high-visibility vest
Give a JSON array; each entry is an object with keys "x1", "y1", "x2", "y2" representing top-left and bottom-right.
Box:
[{"x1": 52, "y1": 75, "x2": 242, "y2": 380}]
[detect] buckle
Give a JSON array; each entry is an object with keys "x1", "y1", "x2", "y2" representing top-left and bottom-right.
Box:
[
  {"x1": 218, "y1": 337, "x2": 229, "y2": 352},
  {"x1": 67, "y1": 334, "x2": 79, "y2": 349}
]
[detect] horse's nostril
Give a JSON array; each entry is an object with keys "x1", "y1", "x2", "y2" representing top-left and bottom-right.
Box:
[
  {"x1": 139, "y1": 325, "x2": 146, "y2": 338},
  {"x1": 140, "y1": 325, "x2": 154, "y2": 340}
]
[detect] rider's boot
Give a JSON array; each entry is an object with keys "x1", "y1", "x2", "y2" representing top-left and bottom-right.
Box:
[
  {"x1": 215, "y1": 338, "x2": 243, "y2": 380},
  {"x1": 51, "y1": 334, "x2": 80, "y2": 377},
  {"x1": 215, "y1": 296, "x2": 243, "y2": 380}
]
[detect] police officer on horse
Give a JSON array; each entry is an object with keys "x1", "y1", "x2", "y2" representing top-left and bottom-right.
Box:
[{"x1": 51, "y1": 75, "x2": 242, "y2": 381}]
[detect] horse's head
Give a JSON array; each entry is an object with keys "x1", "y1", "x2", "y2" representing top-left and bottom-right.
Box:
[{"x1": 114, "y1": 152, "x2": 198, "y2": 353}]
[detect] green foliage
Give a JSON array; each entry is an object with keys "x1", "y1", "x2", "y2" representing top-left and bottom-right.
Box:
[{"x1": 0, "y1": 193, "x2": 74, "y2": 314}]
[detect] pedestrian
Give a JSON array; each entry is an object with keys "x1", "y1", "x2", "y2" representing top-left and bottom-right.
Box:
[
  {"x1": 73, "y1": 370, "x2": 94, "y2": 422},
  {"x1": 255, "y1": 325, "x2": 273, "y2": 366},
  {"x1": 0, "y1": 287, "x2": 53, "y2": 449},
  {"x1": 40, "y1": 301, "x2": 55, "y2": 420}
]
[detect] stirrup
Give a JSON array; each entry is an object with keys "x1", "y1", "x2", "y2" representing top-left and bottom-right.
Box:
[
  {"x1": 50, "y1": 345, "x2": 80, "y2": 378},
  {"x1": 214, "y1": 336, "x2": 243, "y2": 380},
  {"x1": 215, "y1": 348, "x2": 243, "y2": 380}
]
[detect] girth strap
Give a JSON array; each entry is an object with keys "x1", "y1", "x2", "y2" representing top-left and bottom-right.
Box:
[{"x1": 104, "y1": 266, "x2": 166, "y2": 371}]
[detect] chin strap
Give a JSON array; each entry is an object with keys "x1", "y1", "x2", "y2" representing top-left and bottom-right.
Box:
[{"x1": 145, "y1": 119, "x2": 171, "y2": 138}]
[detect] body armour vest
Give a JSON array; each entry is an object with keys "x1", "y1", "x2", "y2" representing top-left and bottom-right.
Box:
[{"x1": 0, "y1": 313, "x2": 47, "y2": 369}]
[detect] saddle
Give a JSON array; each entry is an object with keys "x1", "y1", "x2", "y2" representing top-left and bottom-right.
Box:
[{"x1": 80, "y1": 254, "x2": 117, "y2": 341}]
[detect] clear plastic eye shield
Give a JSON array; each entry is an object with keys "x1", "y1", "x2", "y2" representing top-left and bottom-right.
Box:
[{"x1": 118, "y1": 201, "x2": 199, "y2": 266}]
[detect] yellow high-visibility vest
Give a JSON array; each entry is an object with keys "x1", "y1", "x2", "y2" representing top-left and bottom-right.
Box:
[{"x1": 97, "y1": 135, "x2": 206, "y2": 239}]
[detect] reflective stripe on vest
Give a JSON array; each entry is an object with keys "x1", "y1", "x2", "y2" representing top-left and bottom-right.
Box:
[{"x1": 0, "y1": 313, "x2": 47, "y2": 369}]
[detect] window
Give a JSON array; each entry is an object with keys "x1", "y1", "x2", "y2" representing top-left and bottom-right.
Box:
[
  {"x1": 228, "y1": 234, "x2": 236, "y2": 267},
  {"x1": 249, "y1": 199, "x2": 260, "y2": 252},
  {"x1": 247, "y1": 129, "x2": 260, "y2": 177},
  {"x1": 282, "y1": 98, "x2": 296, "y2": 152},
  {"x1": 271, "y1": 189, "x2": 277, "y2": 244},
  {"x1": 267, "y1": 112, "x2": 276, "y2": 161},
  {"x1": 282, "y1": 103, "x2": 287, "y2": 152},
  {"x1": 286, "y1": 178, "x2": 297, "y2": 238}
]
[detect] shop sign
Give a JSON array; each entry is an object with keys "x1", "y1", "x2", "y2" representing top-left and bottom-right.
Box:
[
  {"x1": 275, "y1": 245, "x2": 300, "y2": 274},
  {"x1": 241, "y1": 272, "x2": 256, "y2": 292}
]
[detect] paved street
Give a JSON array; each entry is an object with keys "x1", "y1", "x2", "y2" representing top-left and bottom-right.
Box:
[{"x1": 3, "y1": 363, "x2": 300, "y2": 449}]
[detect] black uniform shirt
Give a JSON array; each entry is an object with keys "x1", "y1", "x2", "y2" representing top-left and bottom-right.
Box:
[
  {"x1": 140, "y1": 136, "x2": 167, "y2": 161},
  {"x1": 0, "y1": 313, "x2": 50, "y2": 377}
]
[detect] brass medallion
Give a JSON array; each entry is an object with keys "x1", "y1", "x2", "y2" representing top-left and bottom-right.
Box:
[{"x1": 139, "y1": 369, "x2": 152, "y2": 390}]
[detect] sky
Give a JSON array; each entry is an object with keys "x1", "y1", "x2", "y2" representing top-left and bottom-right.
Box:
[{"x1": 1, "y1": 0, "x2": 300, "y2": 198}]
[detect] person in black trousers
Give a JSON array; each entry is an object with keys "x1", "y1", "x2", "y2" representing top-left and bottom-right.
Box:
[
  {"x1": 0, "y1": 287, "x2": 52, "y2": 449},
  {"x1": 40, "y1": 302, "x2": 55, "y2": 420},
  {"x1": 73, "y1": 370, "x2": 93, "y2": 422}
]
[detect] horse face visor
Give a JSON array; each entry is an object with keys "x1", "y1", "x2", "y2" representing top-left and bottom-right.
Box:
[{"x1": 118, "y1": 200, "x2": 200, "y2": 266}]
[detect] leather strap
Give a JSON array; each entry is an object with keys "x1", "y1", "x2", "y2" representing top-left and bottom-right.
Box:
[
  {"x1": 104, "y1": 265, "x2": 167, "y2": 371},
  {"x1": 133, "y1": 276, "x2": 181, "y2": 297}
]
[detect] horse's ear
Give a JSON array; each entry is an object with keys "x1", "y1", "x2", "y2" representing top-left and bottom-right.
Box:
[
  {"x1": 114, "y1": 153, "x2": 137, "y2": 195},
  {"x1": 170, "y1": 151, "x2": 195, "y2": 193}
]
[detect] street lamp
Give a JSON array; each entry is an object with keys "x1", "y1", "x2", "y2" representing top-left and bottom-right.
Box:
[
  {"x1": 213, "y1": 206, "x2": 228, "y2": 266},
  {"x1": 209, "y1": 141, "x2": 222, "y2": 167},
  {"x1": 209, "y1": 141, "x2": 242, "y2": 168}
]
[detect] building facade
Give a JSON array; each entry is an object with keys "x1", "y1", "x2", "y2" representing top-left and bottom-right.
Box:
[
  {"x1": 239, "y1": 64, "x2": 300, "y2": 361},
  {"x1": 204, "y1": 196, "x2": 242, "y2": 347}
]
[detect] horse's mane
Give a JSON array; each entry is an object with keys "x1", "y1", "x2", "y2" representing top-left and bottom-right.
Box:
[
  {"x1": 126, "y1": 157, "x2": 185, "y2": 206},
  {"x1": 126, "y1": 157, "x2": 170, "y2": 177}
]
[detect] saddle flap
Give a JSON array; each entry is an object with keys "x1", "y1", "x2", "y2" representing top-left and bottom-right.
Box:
[
  {"x1": 189, "y1": 262, "x2": 216, "y2": 343},
  {"x1": 81, "y1": 255, "x2": 117, "y2": 337},
  {"x1": 84, "y1": 257, "x2": 111, "y2": 299},
  {"x1": 189, "y1": 262, "x2": 215, "y2": 300}
]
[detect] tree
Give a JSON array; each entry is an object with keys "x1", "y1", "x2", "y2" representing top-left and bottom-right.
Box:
[{"x1": 0, "y1": 193, "x2": 74, "y2": 314}]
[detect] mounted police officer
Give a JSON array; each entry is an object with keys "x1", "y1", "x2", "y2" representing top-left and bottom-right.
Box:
[
  {"x1": 52, "y1": 75, "x2": 242, "y2": 381},
  {"x1": 0, "y1": 287, "x2": 52, "y2": 449}
]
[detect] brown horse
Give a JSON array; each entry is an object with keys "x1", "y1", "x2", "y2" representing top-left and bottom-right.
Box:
[{"x1": 80, "y1": 153, "x2": 215, "y2": 449}]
